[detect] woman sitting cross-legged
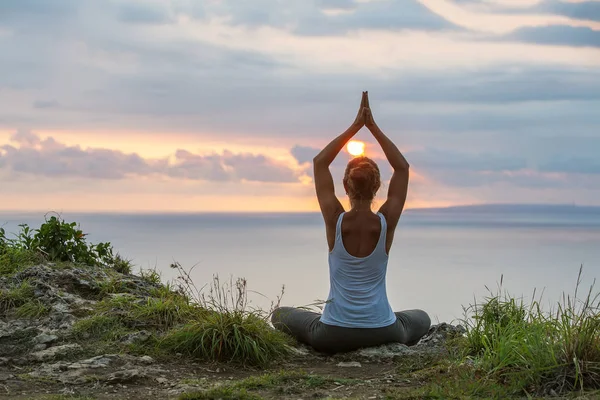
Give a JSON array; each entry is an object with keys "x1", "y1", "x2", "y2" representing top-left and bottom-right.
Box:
[{"x1": 271, "y1": 92, "x2": 431, "y2": 354}]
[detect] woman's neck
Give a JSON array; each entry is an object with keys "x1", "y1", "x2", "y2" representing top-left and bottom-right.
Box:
[{"x1": 349, "y1": 199, "x2": 372, "y2": 212}]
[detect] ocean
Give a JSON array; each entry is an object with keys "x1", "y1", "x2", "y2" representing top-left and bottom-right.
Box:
[{"x1": 1, "y1": 205, "x2": 599, "y2": 324}]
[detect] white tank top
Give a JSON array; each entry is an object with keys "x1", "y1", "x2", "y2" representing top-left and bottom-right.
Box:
[{"x1": 320, "y1": 212, "x2": 397, "y2": 328}]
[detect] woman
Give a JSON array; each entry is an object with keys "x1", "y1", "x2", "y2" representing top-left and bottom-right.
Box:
[{"x1": 271, "y1": 92, "x2": 431, "y2": 354}]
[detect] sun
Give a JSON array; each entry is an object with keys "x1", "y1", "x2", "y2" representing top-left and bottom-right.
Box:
[{"x1": 347, "y1": 140, "x2": 365, "y2": 157}]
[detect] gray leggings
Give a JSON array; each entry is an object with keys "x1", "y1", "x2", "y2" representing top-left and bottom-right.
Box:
[{"x1": 271, "y1": 307, "x2": 431, "y2": 354}]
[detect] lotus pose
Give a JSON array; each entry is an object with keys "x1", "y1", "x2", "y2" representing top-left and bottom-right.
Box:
[{"x1": 271, "y1": 92, "x2": 431, "y2": 354}]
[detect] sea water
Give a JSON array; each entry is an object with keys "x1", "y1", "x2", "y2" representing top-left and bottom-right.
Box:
[{"x1": 1, "y1": 206, "x2": 599, "y2": 323}]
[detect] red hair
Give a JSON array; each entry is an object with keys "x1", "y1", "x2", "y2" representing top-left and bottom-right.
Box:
[{"x1": 343, "y1": 156, "x2": 381, "y2": 203}]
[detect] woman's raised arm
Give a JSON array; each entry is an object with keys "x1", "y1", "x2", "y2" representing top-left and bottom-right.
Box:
[
  {"x1": 363, "y1": 94, "x2": 410, "y2": 230},
  {"x1": 313, "y1": 92, "x2": 367, "y2": 223}
]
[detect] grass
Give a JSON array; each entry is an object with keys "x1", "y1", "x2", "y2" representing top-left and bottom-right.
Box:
[
  {"x1": 385, "y1": 363, "x2": 525, "y2": 399},
  {"x1": 161, "y1": 311, "x2": 292, "y2": 365},
  {"x1": 72, "y1": 314, "x2": 128, "y2": 341},
  {"x1": 160, "y1": 271, "x2": 291, "y2": 366},
  {"x1": 180, "y1": 388, "x2": 262, "y2": 400},
  {"x1": 0, "y1": 280, "x2": 38, "y2": 315},
  {"x1": 97, "y1": 276, "x2": 134, "y2": 296},
  {"x1": 15, "y1": 299, "x2": 50, "y2": 318},
  {"x1": 0, "y1": 247, "x2": 43, "y2": 276},
  {"x1": 460, "y1": 266, "x2": 600, "y2": 396},
  {"x1": 94, "y1": 288, "x2": 205, "y2": 330},
  {"x1": 35, "y1": 396, "x2": 96, "y2": 400},
  {"x1": 179, "y1": 370, "x2": 360, "y2": 400},
  {"x1": 110, "y1": 253, "x2": 133, "y2": 275}
]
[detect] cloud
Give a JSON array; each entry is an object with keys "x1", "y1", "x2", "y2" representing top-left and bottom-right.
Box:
[
  {"x1": 168, "y1": 149, "x2": 299, "y2": 183},
  {"x1": 116, "y1": 1, "x2": 174, "y2": 24},
  {"x1": 420, "y1": 0, "x2": 600, "y2": 34},
  {"x1": 33, "y1": 100, "x2": 60, "y2": 109},
  {"x1": 539, "y1": 0, "x2": 600, "y2": 23},
  {"x1": 288, "y1": 142, "x2": 600, "y2": 190},
  {"x1": 0, "y1": 131, "x2": 300, "y2": 183},
  {"x1": 291, "y1": 146, "x2": 318, "y2": 164},
  {"x1": 539, "y1": 157, "x2": 600, "y2": 174},
  {"x1": 408, "y1": 149, "x2": 527, "y2": 171},
  {"x1": 187, "y1": 0, "x2": 456, "y2": 35},
  {"x1": 508, "y1": 25, "x2": 600, "y2": 47}
]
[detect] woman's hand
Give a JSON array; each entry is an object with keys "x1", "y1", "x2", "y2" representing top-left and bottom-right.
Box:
[
  {"x1": 352, "y1": 91, "x2": 368, "y2": 127},
  {"x1": 363, "y1": 92, "x2": 377, "y2": 130}
]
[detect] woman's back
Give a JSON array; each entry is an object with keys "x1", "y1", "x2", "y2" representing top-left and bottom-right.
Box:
[
  {"x1": 320, "y1": 211, "x2": 396, "y2": 328},
  {"x1": 337, "y1": 210, "x2": 385, "y2": 257}
]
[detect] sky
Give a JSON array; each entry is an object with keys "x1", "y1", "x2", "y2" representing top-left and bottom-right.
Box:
[{"x1": 1, "y1": 0, "x2": 599, "y2": 212}]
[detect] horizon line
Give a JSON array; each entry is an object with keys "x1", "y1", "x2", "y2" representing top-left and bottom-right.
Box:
[{"x1": 1, "y1": 202, "x2": 598, "y2": 216}]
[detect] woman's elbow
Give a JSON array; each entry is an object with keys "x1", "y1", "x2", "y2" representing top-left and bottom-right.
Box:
[
  {"x1": 313, "y1": 155, "x2": 326, "y2": 166},
  {"x1": 395, "y1": 162, "x2": 409, "y2": 172}
]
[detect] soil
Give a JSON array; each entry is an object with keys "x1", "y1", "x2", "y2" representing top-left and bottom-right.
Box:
[{"x1": 0, "y1": 356, "x2": 416, "y2": 399}]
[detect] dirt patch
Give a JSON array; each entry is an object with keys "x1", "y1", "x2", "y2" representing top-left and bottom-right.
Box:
[{"x1": 0, "y1": 356, "x2": 417, "y2": 400}]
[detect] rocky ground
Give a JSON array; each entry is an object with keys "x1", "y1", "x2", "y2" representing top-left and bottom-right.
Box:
[{"x1": 0, "y1": 262, "x2": 549, "y2": 399}]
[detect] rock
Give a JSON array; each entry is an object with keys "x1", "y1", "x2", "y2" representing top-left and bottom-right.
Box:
[
  {"x1": 156, "y1": 377, "x2": 169, "y2": 384},
  {"x1": 32, "y1": 344, "x2": 48, "y2": 352},
  {"x1": 122, "y1": 330, "x2": 151, "y2": 345},
  {"x1": 57, "y1": 369, "x2": 91, "y2": 385},
  {"x1": 337, "y1": 361, "x2": 362, "y2": 368},
  {"x1": 139, "y1": 355, "x2": 154, "y2": 364},
  {"x1": 34, "y1": 333, "x2": 58, "y2": 345},
  {"x1": 0, "y1": 373, "x2": 15, "y2": 382},
  {"x1": 286, "y1": 344, "x2": 310, "y2": 356},
  {"x1": 71, "y1": 355, "x2": 117, "y2": 369},
  {"x1": 354, "y1": 343, "x2": 414, "y2": 361},
  {"x1": 106, "y1": 369, "x2": 145, "y2": 383},
  {"x1": 52, "y1": 302, "x2": 71, "y2": 314},
  {"x1": 416, "y1": 323, "x2": 466, "y2": 348},
  {"x1": 28, "y1": 344, "x2": 82, "y2": 362},
  {"x1": 0, "y1": 357, "x2": 9, "y2": 366}
]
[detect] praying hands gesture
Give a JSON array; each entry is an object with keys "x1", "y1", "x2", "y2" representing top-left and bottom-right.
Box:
[{"x1": 352, "y1": 91, "x2": 377, "y2": 129}]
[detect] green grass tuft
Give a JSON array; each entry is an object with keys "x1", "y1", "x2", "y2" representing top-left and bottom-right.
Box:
[
  {"x1": 15, "y1": 299, "x2": 50, "y2": 318},
  {"x1": 72, "y1": 314, "x2": 128, "y2": 341},
  {"x1": 0, "y1": 280, "x2": 35, "y2": 315},
  {"x1": 461, "y1": 266, "x2": 600, "y2": 395},
  {"x1": 0, "y1": 247, "x2": 43, "y2": 277},
  {"x1": 140, "y1": 267, "x2": 162, "y2": 285},
  {"x1": 110, "y1": 253, "x2": 133, "y2": 274},
  {"x1": 35, "y1": 396, "x2": 96, "y2": 400},
  {"x1": 179, "y1": 387, "x2": 262, "y2": 400},
  {"x1": 178, "y1": 371, "x2": 358, "y2": 400},
  {"x1": 160, "y1": 272, "x2": 290, "y2": 366},
  {"x1": 161, "y1": 310, "x2": 291, "y2": 365}
]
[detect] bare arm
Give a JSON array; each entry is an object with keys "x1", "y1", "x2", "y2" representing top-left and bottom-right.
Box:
[
  {"x1": 363, "y1": 96, "x2": 409, "y2": 230},
  {"x1": 313, "y1": 92, "x2": 367, "y2": 228}
]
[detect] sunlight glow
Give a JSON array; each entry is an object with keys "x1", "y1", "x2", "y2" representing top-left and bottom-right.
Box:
[{"x1": 347, "y1": 141, "x2": 365, "y2": 157}]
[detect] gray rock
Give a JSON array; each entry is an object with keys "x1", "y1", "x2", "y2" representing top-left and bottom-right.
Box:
[
  {"x1": 28, "y1": 344, "x2": 82, "y2": 362},
  {"x1": 71, "y1": 354, "x2": 117, "y2": 369},
  {"x1": 0, "y1": 373, "x2": 14, "y2": 382},
  {"x1": 52, "y1": 302, "x2": 71, "y2": 314},
  {"x1": 106, "y1": 369, "x2": 145, "y2": 383},
  {"x1": 58, "y1": 369, "x2": 92, "y2": 385},
  {"x1": 122, "y1": 330, "x2": 151, "y2": 345},
  {"x1": 337, "y1": 361, "x2": 362, "y2": 368},
  {"x1": 34, "y1": 333, "x2": 58, "y2": 344},
  {"x1": 139, "y1": 355, "x2": 154, "y2": 364},
  {"x1": 32, "y1": 344, "x2": 48, "y2": 352},
  {"x1": 352, "y1": 343, "x2": 415, "y2": 361}
]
